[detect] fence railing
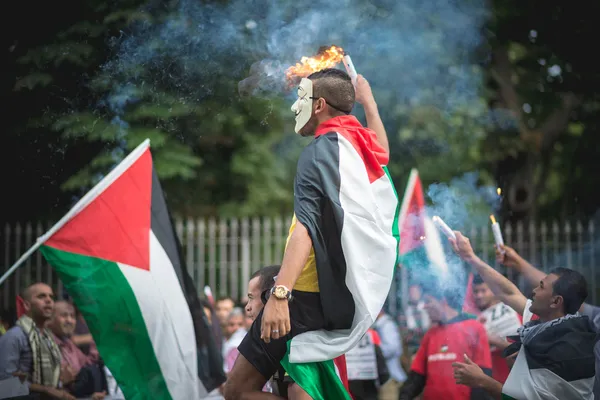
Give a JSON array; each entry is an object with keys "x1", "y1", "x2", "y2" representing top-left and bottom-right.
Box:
[{"x1": 0, "y1": 218, "x2": 598, "y2": 313}]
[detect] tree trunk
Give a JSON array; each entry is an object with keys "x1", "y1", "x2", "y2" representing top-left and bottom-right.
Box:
[{"x1": 490, "y1": 47, "x2": 579, "y2": 222}]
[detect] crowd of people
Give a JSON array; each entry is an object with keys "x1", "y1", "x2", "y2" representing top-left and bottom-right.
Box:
[
  {"x1": 1, "y1": 69, "x2": 599, "y2": 400},
  {"x1": 1, "y1": 238, "x2": 598, "y2": 399},
  {"x1": 0, "y1": 285, "x2": 124, "y2": 400},
  {"x1": 204, "y1": 240, "x2": 599, "y2": 400}
]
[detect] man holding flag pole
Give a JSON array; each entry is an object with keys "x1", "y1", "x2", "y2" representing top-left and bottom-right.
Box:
[{"x1": 0, "y1": 139, "x2": 226, "y2": 399}]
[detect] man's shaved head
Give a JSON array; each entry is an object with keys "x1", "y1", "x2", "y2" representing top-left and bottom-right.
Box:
[
  {"x1": 308, "y1": 68, "x2": 355, "y2": 115},
  {"x1": 22, "y1": 283, "x2": 52, "y2": 302},
  {"x1": 21, "y1": 282, "x2": 54, "y2": 322}
]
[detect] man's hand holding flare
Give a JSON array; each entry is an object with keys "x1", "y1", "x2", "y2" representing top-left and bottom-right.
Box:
[{"x1": 449, "y1": 231, "x2": 477, "y2": 263}]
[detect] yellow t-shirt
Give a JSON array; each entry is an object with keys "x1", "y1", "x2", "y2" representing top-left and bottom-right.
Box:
[{"x1": 286, "y1": 214, "x2": 319, "y2": 292}]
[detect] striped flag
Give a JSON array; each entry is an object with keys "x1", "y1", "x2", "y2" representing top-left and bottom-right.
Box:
[
  {"x1": 397, "y1": 169, "x2": 448, "y2": 295},
  {"x1": 286, "y1": 115, "x2": 399, "y2": 366},
  {"x1": 39, "y1": 140, "x2": 226, "y2": 399},
  {"x1": 462, "y1": 273, "x2": 479, "y2": 314}
]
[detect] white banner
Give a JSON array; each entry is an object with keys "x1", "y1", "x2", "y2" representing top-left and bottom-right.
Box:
[
  {"x1": 481, "y1": 302, "x2": 522, "y2": 349},
  {"x1": 345, "y1": 332, "x2": 378, "y2": 381}
]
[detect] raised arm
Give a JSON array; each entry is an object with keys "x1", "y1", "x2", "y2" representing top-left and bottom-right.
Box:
[
  {"x1": 354, "y1": 75, "x2": 389, "y2": 155},
  {"x1": 496, "y1": 244, "x2": 546, "y2": 287},
  {"x1": 451, "y1": 232, "x2": 528, "y2": 315}
]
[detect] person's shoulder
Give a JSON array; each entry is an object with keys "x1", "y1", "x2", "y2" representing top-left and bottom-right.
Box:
[
  {"x1": 0, "y1": 326, "x2": 26, "y2": 345},
  {"x1": 310, "y1": 131, "x2": 339, "y2": 149},
  {"x1": 297, "y1": 133, "x2": 340, "y2": 166},
  {"x1": 458, "y1": 317, "x2": 487, "y2": 332}
]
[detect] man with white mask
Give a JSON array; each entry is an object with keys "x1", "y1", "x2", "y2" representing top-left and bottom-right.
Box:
[{"x1": 224, "y1": 68, "x2": 395, "y2": 400}]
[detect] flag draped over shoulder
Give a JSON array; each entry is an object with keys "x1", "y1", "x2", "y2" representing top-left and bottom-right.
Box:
[
  {"x1": 502, "y1": 315, "x2": 598, "y2": 400},
  {"x1": 288, "y1": 115, "x2": 400, "y2": 364},
  {"x1": 39, "y1": 140, "x2": 226, "y2": 400}
]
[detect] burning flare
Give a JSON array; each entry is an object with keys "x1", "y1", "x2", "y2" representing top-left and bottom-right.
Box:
[{"x1": 286, "y1": 45, "x2": 345, "y2": 83}]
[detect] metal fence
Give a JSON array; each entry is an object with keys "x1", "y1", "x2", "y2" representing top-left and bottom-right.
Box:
[{"x1": 0, "y1": 218, "x2": 598, "y2": 314}]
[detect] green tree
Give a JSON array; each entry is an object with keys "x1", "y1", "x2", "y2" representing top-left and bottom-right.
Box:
[
  {"x1": 13, "y1": 0, "x2": 295, "y2": 218},
  {"x1": 482, "y1": 0, "x2": 600, "y2": 221}
]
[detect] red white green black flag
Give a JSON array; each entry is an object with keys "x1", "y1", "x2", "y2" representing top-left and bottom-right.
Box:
[{"x1": 39, "y1": 140, "x2": 225, "y2": 399}]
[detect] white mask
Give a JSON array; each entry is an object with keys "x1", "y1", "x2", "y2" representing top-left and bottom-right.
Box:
[{"x1": 291, "y1": 78, "x2": 313, "y2": 134}]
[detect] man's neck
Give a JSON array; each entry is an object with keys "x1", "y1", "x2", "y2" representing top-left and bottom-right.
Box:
[
  {"x1": 442, "y1": 307, "x2": 459, "y2": 323},
  {"x1": 32, "y1": 318, "x2": 47, "y2": 330},
  {"x1": 539, "y1": 310, "x2": 566, "y2": 323}
]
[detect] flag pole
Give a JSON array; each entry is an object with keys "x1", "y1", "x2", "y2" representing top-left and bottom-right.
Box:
[
  {"x1": 0, "y1": 238, "x2": 45, "y2": 287},
  {"x1": 0, "y1": 139, "x2": 151, "y2": 289}
]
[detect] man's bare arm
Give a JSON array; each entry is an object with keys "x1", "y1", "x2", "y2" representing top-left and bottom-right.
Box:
[
  {"x1": 453, "y1": 232, "x2": 527, "y2": 315},
  {"x1": 260, "y1": 221, "x2": 313, "y2": 342},
  {"x1": 468, "y1": 256, "x2": 527, "y2": 314},
  {"x1": 497, "y1": 244, "x2": 546, "y2": 287},
  {"x1": 355, "y1": 75, "x2": 389, "y2": 154},
  {"x1": 476, "y1": 375, "x2": 503, "y2": 400},
  {"x1": 364, "y1": 100, "x2": 389, "y2": 154},
  {"x1": 273, "y1": 221, "x2": 312, "y2": 290}
]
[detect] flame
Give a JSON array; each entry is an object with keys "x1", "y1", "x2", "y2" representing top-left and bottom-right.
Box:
[
  {"x1": 497, "y1": 187, "x2": 502, "y2": 196},
  {"x1": 490, "y1": 214, "x2": 497, "y2": 225},
  {"x1": 285, "y1": 45, "x2": 345, "y2": 83}
]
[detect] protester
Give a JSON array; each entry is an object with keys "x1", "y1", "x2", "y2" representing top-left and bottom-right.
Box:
[
  {"x1": 495, "y1": 243, "x2": 600, "y2": 398},
  {"x1": 215, "y1": 297, "x2": 235, "y2": 332},
  {"x1": 224, "y1": 70, "x2": 395, "y2": 399},
  {"x1": 471, "y1": 274, "x2": 522, "y2": 384},
  {"x1": 0, "y1": 312, "x2": 9, "y2": 336},
  {"x1": 48, "y1": 301, "x2": 107, "y2": 400},
  {"x1": 400, "y1": 284, "x2": 431, "y2": 358},
  {"x1": 0, "y1": 283, "x2": 75, "y2": 400},
  {"x1": 222, "y1": 308, "x2": 247, "y2": 374},
  {"x1": 243, "y1": 309, "x2": 253, "y2": 331},
  {"x1": 70, "y1": 306, "x2": 98, "y2": 358},
  {"x1": 346, "y1": 327, "x2": 389, "y2": 400},
  {"x1": 372, "y1": 309, "x2": 406, "y2": 399},
  {"x1": 450, "y1": 232, "x2": 598, "y2": 400},
  {"x1": 398, "y1": 282, "x2": 492, "y2": 400}
]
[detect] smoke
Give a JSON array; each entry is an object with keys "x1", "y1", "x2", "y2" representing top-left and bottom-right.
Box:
[
  {"x1": 101, "y1": 0, "x2": 490, "y2": 118},
  {"x1": 427, "y1": 172, "x2": 501, "y2": 230},
  {"x1": 398, "y1": 173, "x2": 501, "y2": 309},
  {"x1": 99, "y1": 0, "x2": 493, "y2": 308}
]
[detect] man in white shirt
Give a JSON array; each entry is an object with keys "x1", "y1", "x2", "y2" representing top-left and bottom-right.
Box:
[{"x1": 471, "y1": 274, "x2": 522, "y2": 384}]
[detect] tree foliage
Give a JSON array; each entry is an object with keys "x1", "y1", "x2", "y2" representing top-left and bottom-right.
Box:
[{"x1": 7, "y1": 0, "x2": 600, "y2": 222}]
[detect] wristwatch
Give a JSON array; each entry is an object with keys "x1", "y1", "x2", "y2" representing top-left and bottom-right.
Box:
[{"x1": 271, "y1": 285, "x2": 292, "y2": 300}]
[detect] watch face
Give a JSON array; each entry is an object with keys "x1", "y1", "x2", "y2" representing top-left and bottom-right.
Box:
[{"x1": 275, "y1": 287, "x2": 286, "y2": 298}]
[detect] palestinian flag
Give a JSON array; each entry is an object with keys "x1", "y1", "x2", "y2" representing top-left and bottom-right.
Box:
[
  {"x1": 287, "y1": 115, "x2": 400, "y2": 363},
  {"x1": 501, "y1": 316, "x2": 598, "y2": 400},
  {"x1": 279, "y1": 353, "x2": 352, "y2": 400},
  {"x1": 462, "y1": 273, "x2": 480, "y2": 314},
  {"x1": 38, "y1": 140, "x2": 226, "y2": 399},
  {"x1": 397, "y1": 169, "x2": 448, "y2": 288}
]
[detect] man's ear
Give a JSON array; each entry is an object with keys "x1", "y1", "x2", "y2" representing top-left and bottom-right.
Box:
[
  {"x1": 550, "y1": 295, "x2": 564, "y2": 310},
  {"x1": 314, "y1": 98, "x2": 326, "y2": 115}
]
